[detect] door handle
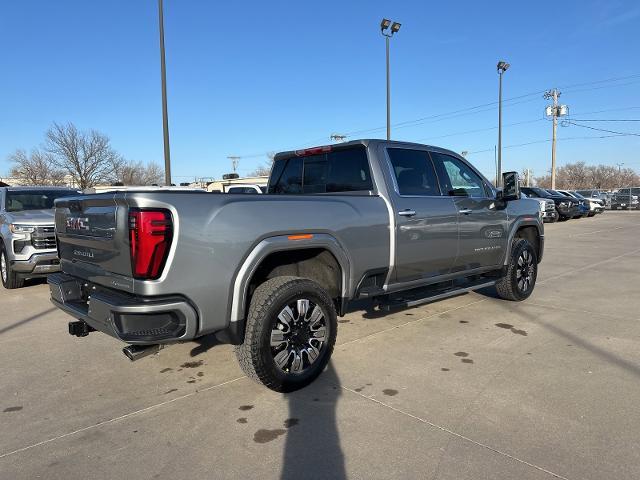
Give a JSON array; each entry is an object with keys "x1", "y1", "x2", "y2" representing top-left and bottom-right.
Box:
[
  {"x1": 398, "y1": 209, "x2": 416, "y2": 217},
  {"x1": 458, "y1": 208, "x2": 473, "y2": 215}
]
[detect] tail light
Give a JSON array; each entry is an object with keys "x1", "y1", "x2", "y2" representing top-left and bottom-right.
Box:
[{"x1": 128, "y1": 209, "x2": 173, "y2": 280}]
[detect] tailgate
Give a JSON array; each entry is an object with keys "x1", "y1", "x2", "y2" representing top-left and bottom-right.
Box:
[{"x1": 55, "y1": 194, "x2": 134, "y2": 290}]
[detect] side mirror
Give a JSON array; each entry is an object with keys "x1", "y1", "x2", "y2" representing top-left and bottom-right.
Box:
[{"x1": 501, "y1": 171, "x2": 520, "y2": 201}]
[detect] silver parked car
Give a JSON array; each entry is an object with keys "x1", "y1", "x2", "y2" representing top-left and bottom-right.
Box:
[{"x1": 0, "y1": 186, "x2": 80, "y2": 288}]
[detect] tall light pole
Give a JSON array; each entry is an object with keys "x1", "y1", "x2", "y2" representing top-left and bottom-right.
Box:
[
  {"x1": 496, "y1": 60, "x2": 510, "y2": 187},
  {"x1": 381, "y1": 19, "x2": 401, "y2": 140},
  {"x1": 158, "y1": 0, "x2": 172, "y2": 186}
]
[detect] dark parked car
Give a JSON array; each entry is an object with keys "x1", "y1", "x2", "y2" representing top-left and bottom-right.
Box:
[
  {"x1": 554, "y1": 190, "x2": 591, "y2": 218},
  {"x1": 546, "y1": 189, "x2": 587, "y2": 218},
  {"x1": 611, "y1": 188, "x2": 640, "y2": 210},
  {"x1": 521, "y1": 187, "x2": 578, "y2": 221}
]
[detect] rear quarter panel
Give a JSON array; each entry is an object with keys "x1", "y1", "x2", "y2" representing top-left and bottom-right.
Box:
[{"x1": 124, "y1": 192, "x2": 390, "y2": 336}]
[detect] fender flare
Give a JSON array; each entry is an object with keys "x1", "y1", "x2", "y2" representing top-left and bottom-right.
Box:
[
  {"x1": 229, "y1": 233, "x2": 351, "y2": 324},
  {"x1": 503, "y1": 218, "x2": 544, "y2": 265}
]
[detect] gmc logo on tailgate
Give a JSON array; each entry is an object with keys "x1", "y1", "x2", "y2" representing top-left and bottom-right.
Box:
[{"x1": 66, "y1": 217, "x2": 90, "y2": 231}]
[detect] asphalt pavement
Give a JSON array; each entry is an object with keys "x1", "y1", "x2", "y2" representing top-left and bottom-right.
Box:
[{"x1": 1, "y1": 211, "x2": 639, "y2": 479}]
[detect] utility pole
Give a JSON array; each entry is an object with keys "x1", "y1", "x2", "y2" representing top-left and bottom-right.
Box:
[
  {"x1": 544, "y1": 88, "x2": 567, "y2": 190},
  {"x1": 158, "y1": 0, "x2": 172, "y2": 186},
  {"x1": 550, "y1": 89, "x2": 558, "y2": 190},
  {"x1": 228, "y1": 156, "x2": 241, "y2": 173}
]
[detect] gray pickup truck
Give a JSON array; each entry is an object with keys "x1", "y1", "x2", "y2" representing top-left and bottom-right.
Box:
[
  {"x1": 49, "y1": 140, "x2": 543, "y2": 391},
  {"x1": 1, "y1": 186, "x2": 80, "y2": 289}
]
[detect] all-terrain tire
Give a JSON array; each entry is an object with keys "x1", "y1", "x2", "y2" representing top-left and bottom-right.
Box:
[
  {"x1": 234, "y1": 276, "x2": 337, "y2": 392},
  {"x1": 495, "y1": 238, "x2": 537, "y2": 301},
  {"x1": 0, "y1": 244, "x2": 24, "y2": 289}
]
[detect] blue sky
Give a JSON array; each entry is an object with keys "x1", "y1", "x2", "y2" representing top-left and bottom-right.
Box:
[{"x1": 1, "y1": 0, "x2": 639, "y2": 183}]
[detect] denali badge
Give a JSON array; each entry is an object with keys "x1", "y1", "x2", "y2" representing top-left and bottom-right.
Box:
[
  {"x1": 73, "y1": 249, "x2": 94, "y2": 258},
  {"x1": 66, "y1": 217, "x2": 90, "y2": 231}
]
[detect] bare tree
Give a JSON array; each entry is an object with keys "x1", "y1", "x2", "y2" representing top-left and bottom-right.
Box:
[
  {"x1": 247, "y1": 165, "x2": 272, "y2": 177},
  {"x1": 113, "y1": 160, "x2": 164, "y2": 185},
  {"x1": 8, "y1": 149, "x2": 67, "y2": 185},
  {"x1": 248, "y1": 153, "x2": 275, "y2": 177},
  {"x1": 45, "y1": 122, "x2": 122, "y2": 188},
  {"x1": 534, "y1": 162, "x2": 639, "y2": 190}
]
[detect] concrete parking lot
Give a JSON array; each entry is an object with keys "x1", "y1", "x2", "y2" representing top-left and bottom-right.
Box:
[{"x1": 1, "y1": 211, "x2": 639, "y2": 480}]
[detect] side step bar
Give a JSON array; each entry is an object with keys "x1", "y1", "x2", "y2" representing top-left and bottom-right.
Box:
[{"x1": 378, "y1": 279, "x2": 496, "y2": 311}]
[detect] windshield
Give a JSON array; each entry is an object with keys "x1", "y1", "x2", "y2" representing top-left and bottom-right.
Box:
[
  {"x1": 524, "y1": 187, "x2": 550, "y2": 197},
  {"x1": 571, "y1": 192, "x2": 585, "y2": 199},
  {"x1": 5, "y1": 190, "x2": 79, "y2": 212}
]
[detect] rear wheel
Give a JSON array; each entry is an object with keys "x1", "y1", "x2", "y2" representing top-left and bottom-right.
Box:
[
  {"x1": 495, "y1": 239, "x2": 537, "y2": 301},
  {"x1": 235, "y1": 276, "x2": 337, "y2": 392},
  {"x1": 0, "y1": 245, "x2": 24, "y2": 289}
]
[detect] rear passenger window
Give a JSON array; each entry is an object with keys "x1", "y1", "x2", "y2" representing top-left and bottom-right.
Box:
[
  {"x1": 325, "y1": 148, "x2": 373, "y2": 192},
  {"x1": 430, "y1": 152, "x2": 487, "y2": 198},
  {"x1": 270, "y1": 157, "x2": 303, "y2": 194},
  {"x1": 387, "y1": 148, "x2": 441, "y2": 196},
  {"x1": 268, "y1": 146, "x2": 373, "y2": 194}
]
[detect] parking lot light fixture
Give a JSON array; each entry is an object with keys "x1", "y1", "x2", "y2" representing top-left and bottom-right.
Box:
[
  {"x1": 381, "y1": 18, "x2": 401, "y2": 140},
  {"x1": 496, "y1": 60, "x2": 510, "y2": 187}
]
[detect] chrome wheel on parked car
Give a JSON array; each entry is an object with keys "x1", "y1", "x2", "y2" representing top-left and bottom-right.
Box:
[
  {"x1": 0, "y1": 244, "x2": 24, "y2": 289},
  {"x1": 271, "y1": 299, "x2": 328, "y2": 374}
]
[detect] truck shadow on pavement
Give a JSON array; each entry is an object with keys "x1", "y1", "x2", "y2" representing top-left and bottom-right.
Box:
[
  {"x1": 0, "y1": 307, "x2": 57, "y2": 336},
  {"x1": 189, "y1": 334, "x2": 221, "y2": 357},
  {"x1": 279, "y1": 363, "x2": 346, "y2": 480},
  {"x1": 475, "y1": 286, "x2": 640, "y2": 379}
]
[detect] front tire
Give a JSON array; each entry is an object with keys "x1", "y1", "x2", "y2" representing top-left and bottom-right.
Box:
[
  {"x1": 0, "y1": 244, "x2": 24, "y2": 289},
  {"x1": 495, "y1": 239, "x2": 537, "y2": 301},
  {"x1": 235, "y1": 276, "x2": 337, "y2": 392}
]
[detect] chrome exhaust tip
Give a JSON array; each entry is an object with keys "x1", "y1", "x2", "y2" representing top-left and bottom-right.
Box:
[{"x1": 123, "y1": 344, "x2": 161, "y2": 361}]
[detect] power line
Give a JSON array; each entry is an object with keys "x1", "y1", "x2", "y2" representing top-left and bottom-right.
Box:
[
  {"x1": 568, "y1": 119, "x2": 640, "y2": 122},
  {"x1": 564, "y1": 121, "x2": 640, "y2": 137},
  {"x1": 230, "y1": 73, "x2": 640, "y2": 159},
  {"x1": 415, "y1": 118, "x2": 543, "y2": 142},
  {"x1": 557, "y1": 73, "x2": 640, "y2": 90},
  {"x1": 570, "y1": 106, "x2": 640, "y2": 116},
  {"x1": 346, "y1": 74, "x2": 640, "y2": 137},
  {"x1": 561, "y1": 79, "x2": 640, "y2": 96},
  {"x1": 467, "y1": 133, "x2": 629, "y2": 155}
]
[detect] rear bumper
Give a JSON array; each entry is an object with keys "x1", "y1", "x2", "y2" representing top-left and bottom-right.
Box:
[
  {"x1": 48, "y1": 273, "x2": 198, "y2": 344},
  {"x1": 11, "y1": 252, "x2": 60, "y2": 275}
]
